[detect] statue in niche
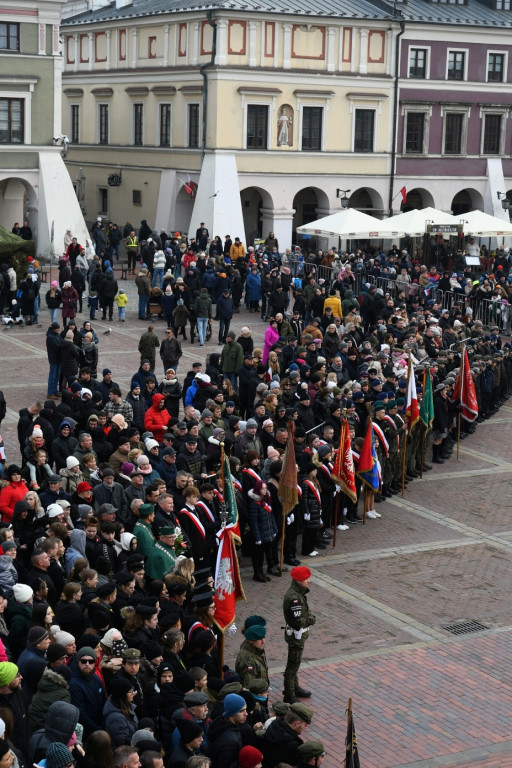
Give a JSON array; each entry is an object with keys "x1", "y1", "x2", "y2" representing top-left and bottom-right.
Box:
[{"x1": 277, "y1": 104, "x2": 293, "y2": 146}]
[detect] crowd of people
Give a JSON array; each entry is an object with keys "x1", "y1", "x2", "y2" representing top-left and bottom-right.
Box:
[{"x1": 0, "y1": 218, "x2": 509, "y2": 768}]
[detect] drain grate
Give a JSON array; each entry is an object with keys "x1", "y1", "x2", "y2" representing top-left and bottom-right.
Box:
[{"x1": 442, "y1": 620, "x2": 488, "y2": 635}]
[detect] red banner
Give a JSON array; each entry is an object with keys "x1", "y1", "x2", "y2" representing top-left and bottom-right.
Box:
[
  {"x1": 452, "y1": 347, "x2": 478, "y2": 422},
  {"x1": 332, "y1": 419, "x2": 357, "y2": 503},
  {"x1": 213, "y1": 528, "x2": 245, "y2": 633}
]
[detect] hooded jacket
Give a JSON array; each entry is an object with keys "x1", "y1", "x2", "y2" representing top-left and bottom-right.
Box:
[
  {"x1": 144, "y1": 393, "x2": 171, "y2": 443},
  {"x1": 28, "y1": 668, "x2": 72, "y2": 731},
  {"x1": 100, "y1": 271, "x2": 118, "y2": 299},
  {"x1": 208, "y1": 716, "x2": 244, "y2": 768},
  {"x1": 28, "y1": 700, "x2": 80, "y2": 764},
  {"x1": 65, "y1": 529, "x2": 87, "y2": 575}
]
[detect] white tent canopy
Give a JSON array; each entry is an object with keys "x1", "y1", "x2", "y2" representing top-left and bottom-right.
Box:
[
  {"x1": 296, "y1": 208, "x2": 404, "y2": 239},
  {"x1": 461, "y1": 209, "x2": 512, "y2": 237},
  {"x1": 384, "y1": 206, "x2": 460, "y2": 236}
]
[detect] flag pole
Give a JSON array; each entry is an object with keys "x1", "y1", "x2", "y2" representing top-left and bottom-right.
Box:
[
  {"x1": 333, "y1": 492, "x2": 340, "y2": 548},
  {"x1": 333, "y1": 419, "x2": 346, "y2": 549},
  {"x1": 218, "y1": 632, "x2": 225, "y2": 677},
  {"x1": 457, "y1": 344, "x2": 463, "y2": 460},
  {"x1": 401, "y1": 357, "x2": 412, "y2": 496},
  {"x1": 280, "y1": 498, "x2": 286, "y2": 574},
  {"x1": 363, "y1": 488, "x2": 367, "y2": 525},
  {"x1": 219, "y1": 443, "x2": 227, "y2": 526},
  {"x1": 346, "y1": 697, "x2": 352, "y2": 743}
]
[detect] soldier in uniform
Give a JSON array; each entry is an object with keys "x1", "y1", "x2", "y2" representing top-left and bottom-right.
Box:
[
  {"x1": 381, "y1": 401, "x2": 400, "y2": 495},
  {"x1": 235, "y1": 623, "x2": 269, "y2": 689},
  {"x1": 145, "y1": 525, "x2": 177, "y2": 579},
  {"x1": 296, "y1": 741, "x2": 326, "y2": 768},
  {"x1": 282, "y1": 566, "x2": 315, "y2": 704}
]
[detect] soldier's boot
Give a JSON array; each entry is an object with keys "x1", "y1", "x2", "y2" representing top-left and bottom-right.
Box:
[
  {"x1": 283, "y1": 691, "x2": 299, "y2": 704},
  {"x1": 295, "y1": 686, "x2": 312, "y2": 698},
  {"x1": 432, "y1": 445, "x2": 445, "y2": 464}
]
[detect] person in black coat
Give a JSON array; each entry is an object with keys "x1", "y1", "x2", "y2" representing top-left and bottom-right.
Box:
[{"x1": 71, "y1": 267, "x2": 86, "y2": 314}]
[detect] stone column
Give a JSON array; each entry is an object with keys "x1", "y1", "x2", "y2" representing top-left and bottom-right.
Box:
[{"x1": 359, "y1": 28, "x2": 368, "y2": 75}]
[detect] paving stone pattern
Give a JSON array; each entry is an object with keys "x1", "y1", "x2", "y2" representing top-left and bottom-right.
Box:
[{"x1": 2, "y1": 272, "x2": 512, "y2": 768}]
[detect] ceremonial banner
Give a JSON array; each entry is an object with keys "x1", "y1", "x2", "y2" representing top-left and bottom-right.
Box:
[
  {"x1": 420, "y1": 368, "x2": 434, "y2": 427},
  {"x1": 357, "y1": 421, "x2": 381, "y2": 492},
  {"x1": 404, "y1": 357, "x2": 420, "y2": 429},
  {"x1": 332, "y1": 419, "x2": 357, "y2": 503},
  {"x1": 278, "y1": 421, "x2": 298, "y2": 517},
  {"x1": 453, "y1": 347, "x2": 478, "y2": 422},
  {"x1": 213, "y1": 526, "x2": 245, "y2": 633}
]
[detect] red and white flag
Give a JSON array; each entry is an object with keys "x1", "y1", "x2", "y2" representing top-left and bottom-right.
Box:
[
  {"x1": 400, "y1": 185, "x2": 408, "y2": 205},
  {"x1": 179, "y1": 175, "x2": 196, "y2": 198},
  {"x1": 404, "y1": 357, "x2": 420, "y2": 430},
  {"x1": 452, "y1": 347, "x2": 478, "y2": 422},
  {"x1": 213, "y1": 527, "x2": 245, "y2": 634},
  {"x1": 332, "y1": 419, "x2": 357, "y2": 503}
]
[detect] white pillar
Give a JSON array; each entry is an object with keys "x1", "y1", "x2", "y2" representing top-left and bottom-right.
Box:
[
  {"x1": 261, "y1": 208, "x2": 295, "y2": 250},
  {"x1": 386, "y1": 29, "x2": 393, "y2": 76},
  {"x1": 163, "y1": 24, "x2": 170, "y2": 66},
  {"x1": 249, "y1": 21, "x2": 257, "y2": 67},
  {"x1": 327, "y1": 26, "x2": 336, "y2": 72},
  {"x1": 88, "y1": 32, "x2": 93, "y2": 71},
  {"x1": 283, "y1": 24, "x2": 292, "y2": 70},
  {"x1": 216, "y1": 19, "x2": 227, "y2": 66},
  {"x1": 359, "y1": 28, "x2": 368, "y2": 74},
  {"x1": 73, "y1": 33, "x2": 78, "y2": 73},
  {"x1": 192, "y1": 21, "x2": 200, "y2": 66},
  {"x1": 106, "y1": 30, "x2": 111, "y2": 71},
  {"x1": 131, "y1": 28, "x2": 138, "y2": 69}
]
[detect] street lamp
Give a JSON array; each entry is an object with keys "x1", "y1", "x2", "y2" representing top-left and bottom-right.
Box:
[
  {"x1": 497, "y1": 191, "x2": 510, "y2": 210},
  {"x1": 336, "y1": 189, "x2": 351, "y2": 209}
]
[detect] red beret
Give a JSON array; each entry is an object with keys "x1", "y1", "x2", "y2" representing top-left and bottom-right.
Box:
[
  {"x1": 77, "y1": 481, "x2": 93, "y2": 493},
  {"x1": 291, "y1": 566, "x2": 311, "y2": 582},
  {"x1": 239, "y1": 747, "x2": 263, "y2": 768}
]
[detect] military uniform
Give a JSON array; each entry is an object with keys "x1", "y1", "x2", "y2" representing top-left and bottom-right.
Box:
[
  {"x1": 235, "y1": 638, "x2": 269, "y2": 688},
  {"x1": 282, "y1": 576, "x2": 315, "y2": 703}
]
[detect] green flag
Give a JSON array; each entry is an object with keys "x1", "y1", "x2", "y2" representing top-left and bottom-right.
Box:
[
  {"x1": 419, "y1": 369, "x2": 434, "y2": 427},
  {"x1": 223, "y1": 455, "x2": 240, "y2": 533}
]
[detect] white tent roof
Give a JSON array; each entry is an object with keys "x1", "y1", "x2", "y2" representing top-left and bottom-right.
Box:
[
  {"x1": 296, "y1": 208, "x2": 404, "y2": 239},
  {"x1": 461, "y1": 210, "x2": 512, "y2": 236},
  {"x1": 383, "y1": 207, "x2": 460, "y2": 236}
]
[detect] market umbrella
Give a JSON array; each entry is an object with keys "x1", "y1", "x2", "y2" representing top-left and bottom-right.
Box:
[
  {"x1": 296, "y1": 208, "x2": 403, "y2": 239},
  {"x1": 382, "y1": 206, "x2": 460, "y2": 236},
  {"x1": 461, "y1": 209, "x2": 512, "y2": 236}
]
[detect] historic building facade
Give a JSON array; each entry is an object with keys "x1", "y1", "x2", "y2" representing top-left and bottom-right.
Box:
[
  {"x1": 60, "y1": 0, "x2": 512, "y2": 246},
  {"x1": 0, "y1": 0, "x2": 88, "y2": 257}
]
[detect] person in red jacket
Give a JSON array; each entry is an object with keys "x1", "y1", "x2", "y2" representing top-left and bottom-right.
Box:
[
  {"x1": 144, "y1": 392, "x2": 171, "y2": 443},
  {"x1": 0, "y1": 465, "x2": 29, "y2": 523}
]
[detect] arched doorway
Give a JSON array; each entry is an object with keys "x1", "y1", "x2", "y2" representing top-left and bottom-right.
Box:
[
  {"x1": 292, "y1": 186, "x2": 330, "y2": 246},
  {"x1": 174, "y1": 182, "x2": 196, "y2": 234},
  {"x1": 349, "y1": 187, "x2": 384, "y2": 217},
  {"x1": 400, "y1": 187, "x2": 435, "y2": 212},
  {"x1": 451, "y1": 188, "x2": 484, "y2": 215},
  {"x1": 239, "y1": 186, "x2": 274, "y2": 246},
  {"x1": 0, "y1": 177, "x2": 34, "y2": 234}
]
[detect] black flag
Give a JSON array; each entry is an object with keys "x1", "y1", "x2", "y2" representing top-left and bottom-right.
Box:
[{"x1": 345, "y1": 709, "x2": 360, "y2": 768}]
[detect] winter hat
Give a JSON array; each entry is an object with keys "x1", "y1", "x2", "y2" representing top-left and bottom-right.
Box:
[
  {"x1": 51, "y1": 627, "x2": 75, "y2": 647},
  {"x1": 77, "y1": 483, "x2": 93, "y2": 495},
  {"x1": 32, "y1": 428, "x2": 43, "y2": 439},
  {"x1": 1, "y1": 541, "x2": 16, "y2": 553},
  {"x1": 145, "y1": 439, "x2": 159, "y2": 451},
  {"x1": 145, "y1": 641, "x2": 163, "y2": 661},
  {"x1": 66, "y1": 456, "x2": 80, "y2": 470},
  {"x1": 13, "y1": 583, "x2": 33, "y2": 603},
  {"x1": 45, "y1": 742, "x2": 74, "y2": 768},
  {"x1": 223, "y1": 693, "x2": 247, "y2": 717},
  {"x1": 47, "y1": 503, "x2": 64, "y2": 518},
  {"x1": 46, "y1": 643, "x2": 69, "y2": 664},
  {"x1": 176, "y1": 718, "x2": 203, "y2": 744},
  {"x1": 28, "y1": 626, "x2": 49, "y2": 645},
  {"x1": 76, "y1": 646, "x2": 96, "y2": 662},
  {"x1": 109, "y1": 676, "x2": 133, "y2": 701},
  {"x1": 132, "y1": 729, "x2": 156, "y2": 748},
  {"x1": 0, "y1": 662, "x2": 18, "y2": 687},
  {"x1": 51, "y1": 280, "x2": 59, "y2": 288},
  {"x1": 213, "y1": 427, "x2": 224, "y2": 438},
  {"x1": 111, "y1": 414, "x2": 127, "y2": 429},
  {"x1": 120, "y1": 462, "x2": 135, "y2": 475},
  {"x1": 239, "y1": 747, "x2": 264, "y2": 768},
  {"x1": 267, "y1": 446, "x2": 279, "y2": 460}
]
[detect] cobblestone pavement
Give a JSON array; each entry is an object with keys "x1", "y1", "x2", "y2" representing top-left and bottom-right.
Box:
[{"x1": 2, "y1": 271, "x2": 512, "y2": 768}]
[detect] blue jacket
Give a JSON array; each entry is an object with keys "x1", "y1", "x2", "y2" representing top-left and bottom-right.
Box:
[
  {"x1": 103, "y1": 697, "x2": 138, "y2": 748},
  {"x1": 201, "y1": 269, "x2": 216, "y2": 290},
  {"x1": 184, "y1": 379, "x2": 198, "y2": 407},
  {"x1": 246, "y1": 272, "x2": 261, "y2": 302},
  {"x1": 69, "y1": 668, "x2": 105, "y2": 738},
  {"x1": 216, "y1": 294, "x2": 234, "y2": 320}
]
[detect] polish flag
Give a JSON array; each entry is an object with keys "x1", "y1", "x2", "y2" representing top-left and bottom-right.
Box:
[
  {"x1": 404, "y1": 357, "x2": 420, "y2": 430},
  {"x1": 400, "y1": 185, "x2": 408, "y2": 205}
]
